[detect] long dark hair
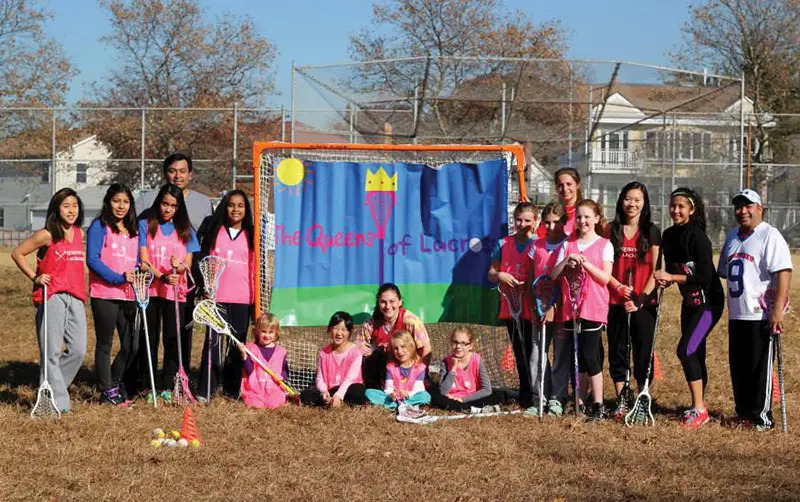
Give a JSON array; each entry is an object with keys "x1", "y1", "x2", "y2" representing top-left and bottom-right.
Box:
[
  {"x1": 147, "y1": 184, "x2": 192, "y2": 243},
  {"x1": 45, "y1": 188, "x2": 84, "y2": 243},
  {"x1": 610, "y1": 182, "x2": 654, "y2": 260},
  {"x1": 372, "y1": 283, "x2": 402, "y2": 323},
  {"x1": 200, "y1": 190, "x2": 254, "y2": 254},
  {"x1": 670, "y1": 187, "x2": 707, "y2": 231},
  {"x1": 98, "y1": 183, "x2": 137, "y2": 236}
]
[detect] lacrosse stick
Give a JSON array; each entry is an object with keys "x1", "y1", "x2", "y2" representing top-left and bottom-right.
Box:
[
  {"x1": 565, "y1": 267, "x2": 586, "y2": 416},
  {"x1": 199, "y1": 256, "x2": 227, "y2": 401},
  {"x1": 532, "y1": 274, "x2": 560, "y2": 422},
  {"x1": 172, "y1": 267, "x2": 195, "y2": 405},
  {"x1": 192, "y1": 300, "x2": 298, "y2": 397},
  {"x1": 498, "y1": 280, "x2": 530, "y2": 401},
  {"x1": 615, "y1": 268, "x2": 636, "y2": 421},
  {"x1": 625, "y1": 287, "x2": 663, "y2": 427},
  {"x1": 397, "y1": 403, "x2": 522, "y2": 425},
  {"x1": 131, "y1": 270, "x2": 158, "y2": 408},
  {"x1": 31, "y1": 284, "x2": 60, "y2": 419},
  {"x1": 760, "y1": 289, "x2": 790, "y2": 433}
]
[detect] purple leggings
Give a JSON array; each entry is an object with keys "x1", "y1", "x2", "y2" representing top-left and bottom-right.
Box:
[{"x1": 677, "y1": 306, "x2": 723, "y2": 384}]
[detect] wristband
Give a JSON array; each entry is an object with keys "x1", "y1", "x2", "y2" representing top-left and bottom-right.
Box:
[
  {"x1": 31, "y1": 274, "x2": 38, "y2": 284},
  {"x1": 160, "y1": 274, "x2": 170, "y2": 284}
]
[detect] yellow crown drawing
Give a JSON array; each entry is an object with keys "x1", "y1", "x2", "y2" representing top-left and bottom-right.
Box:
[{"x1": 365, "y1": 167, "x2": 398, "y2": 192}]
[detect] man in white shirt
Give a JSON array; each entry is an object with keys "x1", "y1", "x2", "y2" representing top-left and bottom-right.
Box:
[{"x1": 718, "y1": 189, "x2": 792, "y2": 430}]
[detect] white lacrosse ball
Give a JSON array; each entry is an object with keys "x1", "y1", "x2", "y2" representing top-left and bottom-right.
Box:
[
  {"x1": 469, "y1": 238, "x2": 482, "y2": 253},
  {"x1": 177, "y1": 438, "x2": 189, "y2": 448},
  {"x1": 164, "y1": 439, "x2": 177, "y2": 447}
]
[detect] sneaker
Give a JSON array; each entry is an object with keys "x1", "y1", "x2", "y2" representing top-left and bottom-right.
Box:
[
  {"x1": 755, "y1": 422, "x2": 775, "y2": 432},
  {"x1": 100, "y1": 386, "x2": 125, "y2": 406},
  {"x1": 546, "y1": 399, "x2": 563, "y2": 417},
  {"x1": 197, "y1": 396, "x2": 208, "y2": 404},
  {"x1": 588, "y1": 403, "x2": 606, "y2": 421},
  {"x1": 681, "y1": 408, "x2": 709, "y2": 429},
  {"x1": 523, "y1": 405, "x2": 543, "y2": 417},
  {"x1": 159, "y1": 391, "x2": 173, "y2": 405}
]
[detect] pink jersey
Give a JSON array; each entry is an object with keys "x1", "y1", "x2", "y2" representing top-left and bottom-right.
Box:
[
  {"x1": 386, "y1": 361, "x2": 426, "y2": 394},
  {"x1": 443, "y1": 353, "x2": 482, "y2": 399},
  {"x1": 210, "y1": 227, "x2": 254, "y2": 304},
  {"x1": 558, "y1": 237, "x2": 610, "y2": 324},
  {"x1": 240, "y1": 342, "x2": 287, "y2": 409},
  {"x1": 499, "y1": 236, "x2": 534, "y2": 321},
  {"x1": 33, "y1": 228, "x2": 85, "y2": 305},
  {"x1": 89, "y1": 226, "x2": 138, "y2": 301},
  {"x1": 316, "y1": 343, "x2": 363, "y2": 391},
  {"x1": 145, "y1": 224, "x2": 188, "y2": 301}
]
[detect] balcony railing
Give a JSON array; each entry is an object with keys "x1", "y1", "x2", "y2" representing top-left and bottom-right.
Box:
[{"x1": 590, "y1": 149, "x2": 642, "y2": 173}]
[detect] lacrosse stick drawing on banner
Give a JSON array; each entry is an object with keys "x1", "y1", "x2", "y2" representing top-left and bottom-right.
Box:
[
  {"x1": 532, "y1": 274, "x2": 559, "y2": 422},
  {"x1": 365, "y1": 167, "x2": 398, "y2": 287},
  {"x1": 199, "y1": 256, "x2": 227, "y2": 401},
  {"x1": 31, "y1": 284, "x2": 60, "y2": 419},
  {"x1": 625, "y1": 287, "x2": 664, "y2": 427},
  {"x1": 131, "y1": 270, "x2": 158, "y2": 408},
  {"x1": 760, "y1": 288, "x2": 790, "y2": 434},
  {"x1": 173, "y1": 267, "x2": 196, "y2": 405},
  {"x1": 614, "y1": 268, "x2": 636, "y2": 421},
  {"x1": 498, "y1": 278, "x2": 530, "y2": 399},
  {"x1": 564, "y1": 266, "x2": 586, "y2": 417},
  {"x1": 193, "y1": 300, "x2": 298, "y2": 399}
]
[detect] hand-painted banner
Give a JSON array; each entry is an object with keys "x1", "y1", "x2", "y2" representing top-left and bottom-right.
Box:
[{"x1": 272, "y1": 158, "x2": 508, "y2": 326}]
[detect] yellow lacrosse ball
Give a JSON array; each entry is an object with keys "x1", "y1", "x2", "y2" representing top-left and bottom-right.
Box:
[
  {"x1": 170, "y1": 430, "x2": 180, "y2": 439},
  {"x1": 151, "y1": 439, "x2": 163, "y2": 448},
  {"x1": 190, "y1": 439, "x2": 201, "y2": 448}
]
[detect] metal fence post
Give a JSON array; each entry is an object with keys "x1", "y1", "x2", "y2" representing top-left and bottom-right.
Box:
[
  {"x1": 232, "y1": 102, "x2": 238, "y2": 190},
  {"x1": 140, "y1": 108, "x2": 146, "y2": 192},
  {"x1": 50, "y1": 110, "x2": 56, "y2": 195}
]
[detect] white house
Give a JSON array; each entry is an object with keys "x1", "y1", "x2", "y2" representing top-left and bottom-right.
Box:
[{"x1": 54, "y1": 135, "x2": 112, "y2": 190}]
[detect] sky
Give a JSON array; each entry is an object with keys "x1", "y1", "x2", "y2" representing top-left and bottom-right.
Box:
[{"x1": 44, "y1": 0, "x2": 698, "y2": 105}]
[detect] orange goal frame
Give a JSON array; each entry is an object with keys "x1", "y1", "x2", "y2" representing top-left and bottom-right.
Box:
[{"x1": 251, "y1": 141, "x2": 527, "y2": 316}]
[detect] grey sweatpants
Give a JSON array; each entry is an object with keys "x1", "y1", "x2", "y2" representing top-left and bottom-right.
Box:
[
  {"x1": 36, "y1": 293, "x2": 87, "y2": 411},
  {"x1": 546, "y1": 324, "x2": 573, "y2": 403}
]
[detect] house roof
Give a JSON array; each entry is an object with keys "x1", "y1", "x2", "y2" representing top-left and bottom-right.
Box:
[
  {"x1": 588, "y1": 83, "x2": 745, "y2": 114},
  {"x1": 0, "y1": 128, "x2": 92, "y2": 159}
]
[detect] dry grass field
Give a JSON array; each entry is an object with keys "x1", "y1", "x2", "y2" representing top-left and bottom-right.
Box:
[{"x1": 0, "y1": 250, "x2": 799, "y2": 501}]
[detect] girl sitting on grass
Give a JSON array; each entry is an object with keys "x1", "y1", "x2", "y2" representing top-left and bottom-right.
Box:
[
  {"x1": 239, "y1": 313, "x2": 290, "y2": 409},
  {"x1": 365, "y1": 330, "x2": 430, "y2": 409}
]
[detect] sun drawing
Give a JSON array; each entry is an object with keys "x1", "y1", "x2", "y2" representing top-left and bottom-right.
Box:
[{"x1": 275, "y1": 158, "x2": 313, "y2": 196}]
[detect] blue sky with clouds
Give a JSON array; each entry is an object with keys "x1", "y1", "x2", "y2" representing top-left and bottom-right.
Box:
[{"x1": 45, "y1": 0, "x2": 696, "y2": 105}]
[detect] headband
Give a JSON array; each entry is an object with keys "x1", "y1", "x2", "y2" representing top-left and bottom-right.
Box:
[{"x1": 670, "y1": 190, "x2": 695, "y2": 208}]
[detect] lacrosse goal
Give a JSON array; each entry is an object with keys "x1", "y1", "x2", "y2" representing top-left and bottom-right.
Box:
[{"x1": 252, "y1": 141, "x2": 527, "y2": 392}]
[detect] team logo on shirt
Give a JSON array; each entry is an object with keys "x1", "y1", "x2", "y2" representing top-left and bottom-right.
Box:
[{"x1": 55, "y1": 249, "x2": 84, "y2": 262}]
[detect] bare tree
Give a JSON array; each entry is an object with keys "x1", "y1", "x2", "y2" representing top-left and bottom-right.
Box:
[{"x1": 83, "y1": 0, "x2": 277, "y2": 190}]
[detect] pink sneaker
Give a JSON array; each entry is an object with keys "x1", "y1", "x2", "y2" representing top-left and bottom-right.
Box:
[{"x1": 682, "y1": 408, "x2": 709, "y2": 429}]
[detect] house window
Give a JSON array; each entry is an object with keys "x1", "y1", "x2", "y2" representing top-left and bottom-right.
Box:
[
  {"x1": 602, "y1": 131, "x2": 628, "y2": 151},
  {"x1": 677, "y1": 131, "x2": 711, "y2": 161},
  {"x1": 76, "y1": 163, "x2": 87, "y2": 184},
  {"x1": 41, "y1": 162, "x2": 50, "y2": 183},
  {"x1": 646, "y1": 131, "x2": 672, "y2": 159},
  {"x1": 0, "y1": 207, "x2": 4, "y2": 228}
]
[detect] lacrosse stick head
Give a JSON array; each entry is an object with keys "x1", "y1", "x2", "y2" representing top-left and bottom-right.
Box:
[
  {"x1": 624, "y1": 393, "x2": 654, "y2": 427},
  {"x1": 498, "y1": 282, "x2": 525, "y2": 320},
  {"x1": 30, "y1": 382, "x2": 60, "y2": 419},
  {"x1": 199, "y1": 256, "x2": 227, "y2": 300},
  {"x1": 131, "y1": 270, "x2": 154, "y2": 309},
  {"x1": 193, "y1": 299, "x2": 233, "y2": 336},
  {"x1": 564, "y1": 266, "x2": 586, "y2": 310},
  {"x1": 532, "y1": 274, "x2": 559, "y2": 320}
]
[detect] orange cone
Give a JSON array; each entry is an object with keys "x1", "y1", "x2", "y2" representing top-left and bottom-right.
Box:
[
  {"x1": 653, "y1": 351, "x2": 663, "y2": 381},
  {"x1": 180, "y1": 406, "x2": 200, "y2": 443},
  {"x1": 500, "y1": 344, "x2": 515, "y2": 373},
  {"x1": 772, "y1": 371, "x2": 780, "y2": 404}
]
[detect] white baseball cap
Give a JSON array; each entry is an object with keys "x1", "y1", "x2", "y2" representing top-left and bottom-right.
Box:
[{"x1": 732, "y1": 189, "x2": 762, "y2": 206}]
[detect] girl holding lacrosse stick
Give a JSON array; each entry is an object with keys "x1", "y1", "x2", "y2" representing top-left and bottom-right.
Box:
[
  {"x1": 301, "y1": 311, "x2": 366, "y2": 407},
  {"x1": 87, "y1": 183, "x2": 139, "y2": 406},
  {"x1": 526, "y1": 202, "x2": 570, "y2": 416},
  {"x1": 552, "y1": 199, "x2": 613, "y2": 420},
  {"x1": 429, "y1": 326, "x2": 505, "y2": 411},
  {"x1": 606, "y1": 182, "x2": 661, "y2": 421},
  {"x1": 197, "y1": 190, "x2": 255, "y2": 400},
  {"x1": 239, "y1": 313, "x2": 291, "y2": 408},
  {"x1": 358, "y1": 283, "x2": 431, "y2": 389},
  {"x1": 488, "y1": 201, "x2": 537, "y2": 407},
  {"x1": 138, "y1": 184, "x2": 199, "y2": 402},
  {"x1": 12, "y1": 188, "x2": 87, "y2": 414},
  {"x1": 536, "y1": 168, "x2": 581, "y2": 239},
  {"x1": 365, "y1": 330, "x2": 431, "y2": 409},
  {"x1": 654, "y1": 188, "x2": 724, "y2": 429}
]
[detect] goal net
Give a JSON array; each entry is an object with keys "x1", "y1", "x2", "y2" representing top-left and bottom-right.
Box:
[{"x1": 253, "y1": 141, "x2": 527, "y2": 393}]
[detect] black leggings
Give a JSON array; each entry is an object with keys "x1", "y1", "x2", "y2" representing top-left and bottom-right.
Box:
[
  {"x1": 429, "y1": 387, "x2": 506, "y2": 411},
  {"x1": 678, "y1": 306, "x2": 722, "y2": 385},
  {"x1": 91, "y1": 298, "x2": 138, "y2": 390},
  {"x1": 198, "y1": 302, "x2": 252, "y2": 399},
  {"x1": 141, "y1": 297, "x2": 185, "y2": 391},
  {"x1": 607, "y1": 305, "x2": 657, "y2": 388},
  {"x1": 505, "y1": 318, "x2": 534, "y2": 405},
  {"x1": 301, "y1": 384, "x2": 366, "y2": 406},
  {"x1": 566, "y1": 320, "x2": 604, "y2": 376}
]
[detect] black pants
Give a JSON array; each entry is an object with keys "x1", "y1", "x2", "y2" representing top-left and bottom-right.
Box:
[
  {"x1": 505, "y1": 318, "x2": 534, "y2": 406},
  {"x1": 363, "y1": 348, "x2": 389, "y2": 390},
  {"x1": 678, "y1": 306, "x2": 722, "y2": 385},
  {"x1": 607, "y1": 305, "x2": 656, "y2": 388},
  {"x1": 429, "y1": 387, "x2": 506, "y2": 411},
  {"x1": 179, "y1": 286, "x2": 196, "y2": 373},
  {"x1": 729, "y1": 319, "x2": 774, "y2": 427},
  {"x1": 91, "y1": 298, "x2": 138, "y2": 391},
  {"x1": 301, "y1": 384, "x2": 366, "y2": 406},
  {"x1": 198, "y1": 302, "x2": 251, "y2": 399},
  {"x1": 566, "y1": 320, "x2": 604, "y2": 376},
  {"x1": 140, "y1": 296, "x2": 185, "y2": 391}
]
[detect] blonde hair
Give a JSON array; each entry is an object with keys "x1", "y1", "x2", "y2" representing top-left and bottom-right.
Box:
[
  {"x1": 576, "y1": 199, "x2": 607, "y2": 236},
  {"x1": 388, "y1": 330, "x2": 419, "y2": 364},
  {"x1": 253, "y1": 313, "x2": 281, "y2": 342},
  {"x1": 450, "y1": 325, "x2": 475, "y2": 344}
]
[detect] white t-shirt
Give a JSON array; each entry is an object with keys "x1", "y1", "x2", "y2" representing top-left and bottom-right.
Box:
[
  {"x1": 526, "y1": 236, "x2": 567, "y2": 259},
  {"x1": 555, "y1": 235, "x2": 614, "y2": 264},
  {"x1": 718, "y1": 222, "x2": 792, "y2": 320}
]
